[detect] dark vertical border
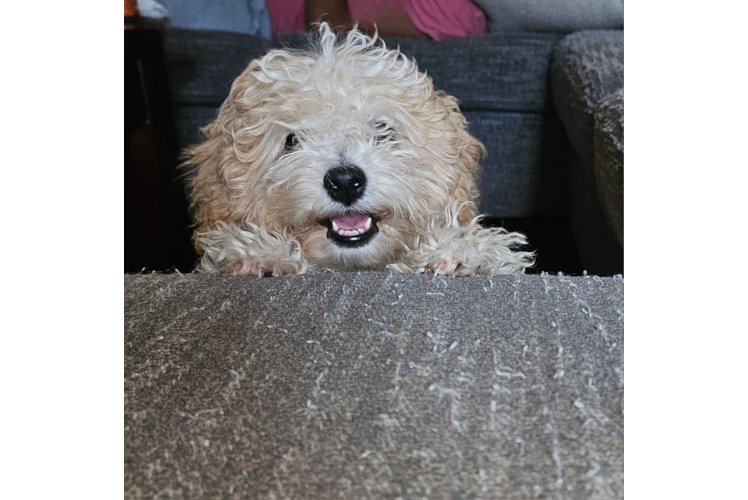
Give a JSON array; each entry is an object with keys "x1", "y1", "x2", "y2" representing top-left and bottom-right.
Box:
[{"x1": 624, "y1": 0, "x2": 748, "y2": 499}]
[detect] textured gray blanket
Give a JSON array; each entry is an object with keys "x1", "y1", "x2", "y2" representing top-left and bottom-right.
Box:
[{"x1": 125, "y1": 272, "x2": 624, "y2": 499}]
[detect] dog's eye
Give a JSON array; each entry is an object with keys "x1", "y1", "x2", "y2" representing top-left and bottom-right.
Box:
[
  {"x1": 284, "y1": 133, "x2": 299, "y2": 151},
  {"x1": 373, "y1": 121, "x2": 394, "y2": 144}
]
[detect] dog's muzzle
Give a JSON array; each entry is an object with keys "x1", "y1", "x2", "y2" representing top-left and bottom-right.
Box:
[{"x1": 321, "y1": 166, "x2": 379, "y2": 247}]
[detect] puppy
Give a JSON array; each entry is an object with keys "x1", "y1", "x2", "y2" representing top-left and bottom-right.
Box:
[{"x1": 182, "y1": 23, "x2": 534, "y2": 276}]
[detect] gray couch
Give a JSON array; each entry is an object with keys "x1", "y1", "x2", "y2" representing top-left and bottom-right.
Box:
[
  {"x1": 551, "y1": 30, "x2": 624, "y2": 275},
  {"x1": 163, "y1": 27, "x2": 623, "y2": 274}
]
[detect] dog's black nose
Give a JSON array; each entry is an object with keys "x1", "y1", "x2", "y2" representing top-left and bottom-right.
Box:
[{"x1": 323, "y1": 166, "x2": 367, "y2": 206}]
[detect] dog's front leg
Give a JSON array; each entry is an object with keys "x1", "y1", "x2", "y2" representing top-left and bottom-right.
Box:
[
  {"x1": 195, "y1": 222, "x2": 307, "y2": 276},
  {"x1": 390, "y1": 207, "x2": 535, "y2": 276}
]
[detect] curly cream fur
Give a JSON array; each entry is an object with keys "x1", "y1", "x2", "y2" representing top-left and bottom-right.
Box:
[
  {"x1": 389, "y1": 203, "x2": 533, "y2": 276},
  {"x1": 182, "y1": 23, "x2": 534, "y2": 276}
]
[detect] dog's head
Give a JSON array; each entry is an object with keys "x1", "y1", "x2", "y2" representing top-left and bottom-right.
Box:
[{"x1": 184, "y1": 23, "x2": 485, "y2": 270}]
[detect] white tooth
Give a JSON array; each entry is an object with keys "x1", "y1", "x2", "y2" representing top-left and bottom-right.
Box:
[
  {"x1": 332, "y1": 221, "x2": 339, "y2": 232},
  {"x1": 357, "y1": 228, "x2": 364, "y2": 234},
  {"x1": 364, "y1": 217, "x2": 372, "y2": 230}
]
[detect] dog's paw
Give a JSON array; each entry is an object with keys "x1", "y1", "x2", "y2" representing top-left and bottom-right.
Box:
[
  {"x1": 393, "y1": 252, "x2": 482, "y2": 277},
  {"x1": 196, "y1": 221, "x2": 308, "y2": 276},
  {"x1": 390, "y1": 206, "x2": 535, "y2": 276},
  {"x1": 230, "y1": 255, "x2": 300, "y2": 277},
  {"x1": 416, "y1": 255, "x2": 479, "y2": 277}
]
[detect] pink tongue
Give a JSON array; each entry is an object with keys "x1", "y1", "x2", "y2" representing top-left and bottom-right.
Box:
[{"x1": 331, "y1": 212, "x2": 369, "y2": 230}]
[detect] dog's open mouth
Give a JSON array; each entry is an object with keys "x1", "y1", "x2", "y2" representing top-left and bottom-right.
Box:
[{"x1": 321, "y1": 212, "x2": 380, "y2": 247}]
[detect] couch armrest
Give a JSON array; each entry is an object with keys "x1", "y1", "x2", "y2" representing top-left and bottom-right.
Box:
[
  {"x1": 551, "y1": 30, "x2": 623, "y2": 178},
  {"x1": 594, "y1": 88, "x2": 624, "y2": 245}
]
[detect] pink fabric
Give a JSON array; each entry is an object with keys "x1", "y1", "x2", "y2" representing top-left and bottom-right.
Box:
[
  {"x1": 267, "y1": 0, "x2": 305, "y2": 35},
  {"x1": 267, "y1": 0, "x2": 487, "y2": 40},
  {"x1": 404, "y1": 0, "x2": 486, "y2": 41},
  {"x1": 349, "y1": 0, "x2": 486, "y2": 41}
]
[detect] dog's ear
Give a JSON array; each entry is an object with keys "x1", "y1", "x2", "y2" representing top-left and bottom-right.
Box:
[
  {"x1": 180, "y1": 62, "x2": 275, "y2": 253},
  {"x1": 180, "y1": 124, "x2": 235, "y2": 253},
  {"x1": 435, "y1": 92, "x2": 486, "y2": 225}
]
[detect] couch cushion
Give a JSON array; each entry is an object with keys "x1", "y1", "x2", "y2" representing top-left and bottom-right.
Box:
[
  {"x1": 467, "y1": 110, "x2": 569, "y2": 217},
  {"x1": 125, "y1": 271, "x2": 624, "y2": 498},
  {"x1": 594, "y1": 88, "x2": 624, "y2": 245},
  {"x1": 474, "y1": 0, "x2": 624, "y2": 34},
  {"x1": 551, "y1": 30, "x2": 623, "y2": 178},
  {"x1": 163, "y1": 29, "x2": 270, "y2": 108},
  {"x1": 165, "y1": 30, "x2": 563, "y2": 113}
]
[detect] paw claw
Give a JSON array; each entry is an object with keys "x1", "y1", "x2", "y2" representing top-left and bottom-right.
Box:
[
  {"x1": 452, "y1": 264, "x2": 464, "y2": 278},
  {"x1": 435, "y1": 261, "x2": 447, "y2": 275},
  {"x1": 432, "y1": 256, "x2": 461, "y2": 276},
  {"x1": 422, "y1": 256, "x2": 481, "y2": 277}
]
